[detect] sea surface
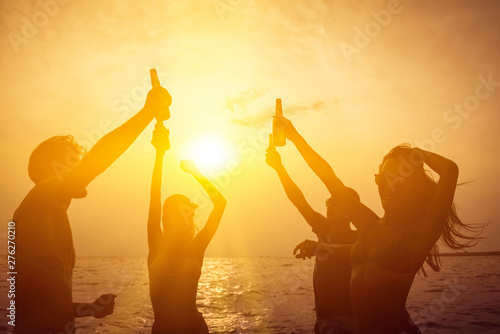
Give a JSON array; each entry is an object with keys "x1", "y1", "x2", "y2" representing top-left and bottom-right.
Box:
[{"x1": 1, "y1": 256, "x2": 499, "y2": 333}]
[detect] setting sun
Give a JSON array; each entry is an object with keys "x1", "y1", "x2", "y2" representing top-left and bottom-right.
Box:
[
  {"x1": 180, "y1": 135, "x2": 235, "y2": 172},
  {"x1": 1, "y1": 1, "x2": 500, "y2": 333}
]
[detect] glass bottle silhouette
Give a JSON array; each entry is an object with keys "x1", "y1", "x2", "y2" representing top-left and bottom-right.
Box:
[
  {"x1": 272, "y1": 98, "x2": 286, "y2": 147},
  {"x1": 268, "y1": 133, "x2": 276, "y2": 152}
]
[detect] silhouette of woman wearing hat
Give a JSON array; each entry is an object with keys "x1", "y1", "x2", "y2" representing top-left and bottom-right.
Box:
[{"x1": 147, "y1": 124, "x2": 226, "y2": 333}]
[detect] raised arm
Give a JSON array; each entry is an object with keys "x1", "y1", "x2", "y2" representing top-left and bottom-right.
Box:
[
  {"x1": 413, "y1": 148, "x2": 459, "y2": 244},
  {"x1": 278, "y1": 116, "x2": 336, "y2": 184},
  {"x1": 181, "y1": 160, "x2": 226, "y2": 251},
  {"x1": 147, "y1": 124, "x2": 170, "y2": 262},
  {"x1": 265, "y1": 147, "x2": 324, "y2": 228},
  {"x1": 58, "y1": 83, "x2": 171, "y2": 198},
  {"x1": 277, "y1": 115, "x2": 379, "y2": 231}
]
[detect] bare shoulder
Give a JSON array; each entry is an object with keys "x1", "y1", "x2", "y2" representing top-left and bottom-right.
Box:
[{"x1": 13, "y1": 178, "x2": 71, "y2": 236}]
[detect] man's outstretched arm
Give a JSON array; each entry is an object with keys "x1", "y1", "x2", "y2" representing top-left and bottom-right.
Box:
[{"x1": 59, "y1": 84, "x2": 170, "y2": 198}]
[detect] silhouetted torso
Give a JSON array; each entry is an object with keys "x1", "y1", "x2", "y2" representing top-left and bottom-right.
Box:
[
  {"x1": 148, "y1": 245, "x2": 207, "y2": 333},
  {"x1": 13, "y1": 177, "x2": 76, "y2": 334},
  {"x1": 311, "y1": 214, "x2": 357, "y2": 319},
  {"x1": 350, "y1": 220, "x2": 421, "y2": 334}
]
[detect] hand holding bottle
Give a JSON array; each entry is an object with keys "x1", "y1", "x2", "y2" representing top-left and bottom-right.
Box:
[
  {"x1": 275, "y1": 114, "x2": 300, "y2": 142},
  {"x1": 151, "y1": 122, "x2": 170, "y2": 152},
  {"x1": 145, "y1": 69, "x2": 171, "y2": 121},
  {"x1": 265, "y1": 134, "x2": 283, "y2": 170}
]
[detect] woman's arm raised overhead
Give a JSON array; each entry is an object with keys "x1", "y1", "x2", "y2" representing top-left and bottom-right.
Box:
[
  {"x1": 147, "y1": 124, "x2": 170, "y2": 263},
  {"x1": 181, "y1": 160, "x2": 226, "y2": 252},
  {"x1": 277, "y1": 115, "x2": 379, "y2": 231}
]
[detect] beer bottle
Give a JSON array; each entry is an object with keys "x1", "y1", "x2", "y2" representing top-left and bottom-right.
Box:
[
  {"x1": 272, "y1": 98, "x2": 286, "y2": 146},
  {"x1": 267, "y1": 133, "x2": 276, "y2": 152},
  {"x1": 150, "y1": 68, "x2": 171, "y2": 121}
]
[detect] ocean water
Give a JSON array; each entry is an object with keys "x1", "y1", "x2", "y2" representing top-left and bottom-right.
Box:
[{"x1": 1, "y1": 256, "x2": 499, "y2": 333}]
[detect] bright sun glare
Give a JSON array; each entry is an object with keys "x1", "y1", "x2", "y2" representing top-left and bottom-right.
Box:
[{"x1": 181, "y1": 135, "x2": 234, "y2": 172}]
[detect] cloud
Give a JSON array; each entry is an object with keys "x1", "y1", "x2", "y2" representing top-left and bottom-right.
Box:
[
  {"x1": 224, "y1": 88, "x2": 269, "y2": 113},
  {"x1": 286, "y1": 100, "x2": 325, "y2": 115},
  {"x1": 229, "y1": 99, "x2": 327, "y2": 128}
]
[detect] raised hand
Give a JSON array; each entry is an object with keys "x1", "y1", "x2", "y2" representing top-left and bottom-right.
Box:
[
  {"x1": 293, "y1": 239, "x2": 319, "y2": 260},
  {"x1": 180, "y1": 160, "x2": 201, "y2": 176},
  {"x1": 151, "y1": 122, "x2": 170, "y2": 152},
  {"x1": 276, "y1": 115, "x2": 300, "y2": 141},
  {"x1": 145, "y1": 69, "x2": 171, "y2": 120},
  {"x1": 91, "y1": 293, "x2": 117, "y2": 318}
]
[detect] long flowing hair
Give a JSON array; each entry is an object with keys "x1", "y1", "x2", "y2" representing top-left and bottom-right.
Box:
[{"x1": 380, "y1": 144, "x2": 485, "y2": 273}]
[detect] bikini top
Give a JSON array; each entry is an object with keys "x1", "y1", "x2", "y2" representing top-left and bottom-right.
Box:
[
  {"x1": 149, "y1": 249, "x2": 202, "y2": 281},
  {"x1": 350, "y1": 221, "x2": 418, "y2": 274}
]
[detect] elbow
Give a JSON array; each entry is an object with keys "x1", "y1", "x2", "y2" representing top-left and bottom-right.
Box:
[
  {"x1": 315, "y1": 164, "x2": 335, "y2": 179},
  {"x1": 445, "y1": 160, "x2": 459, "y2": 180},
  {"x1": 214, "y1": 196, "x2": 227, "y2": 207}
]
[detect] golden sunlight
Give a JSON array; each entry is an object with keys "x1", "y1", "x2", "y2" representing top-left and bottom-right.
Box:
[{"x1": 180, "y1": 134, "x2": 235, "y2": 172}]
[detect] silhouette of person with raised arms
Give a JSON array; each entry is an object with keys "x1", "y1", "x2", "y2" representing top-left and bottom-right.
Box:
[
  {"x1": 147, "y1": 125, "x2": 227, "y2": 334},
  {"x1": 12, "y1": 71, "x2": 171, "y2": 334},
  {"x1": 266, "y1": 137, "x2": 358, "y2": 334},
  {"x1": 274, "y1": 114, "x2": 482, "y2": 334}
]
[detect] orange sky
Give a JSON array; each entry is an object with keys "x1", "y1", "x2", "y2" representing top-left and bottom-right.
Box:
[{"x1": 1, "y1": 0, "x2": 499, "y2": 257}]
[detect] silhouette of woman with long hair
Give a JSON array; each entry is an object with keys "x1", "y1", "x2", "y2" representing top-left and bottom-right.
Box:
[
  {"x1": 275, "y1": 115, "x2": 482, "y2": 334},
  {"x1": 147, "y1": 124, "x2": 226, "y2": 334},
  {"x1": 266, "y1": 145, "x2": 358, "y2": 334}
]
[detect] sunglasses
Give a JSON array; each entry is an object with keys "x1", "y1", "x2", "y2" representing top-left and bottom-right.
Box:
[{"x1": 374, "y1": 173, "x2": 387, "y2": 186}]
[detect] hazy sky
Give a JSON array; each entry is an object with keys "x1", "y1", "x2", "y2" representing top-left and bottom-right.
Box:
[{"x1": 1, "y1": 0, "x2": 499, "y2": 257}]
